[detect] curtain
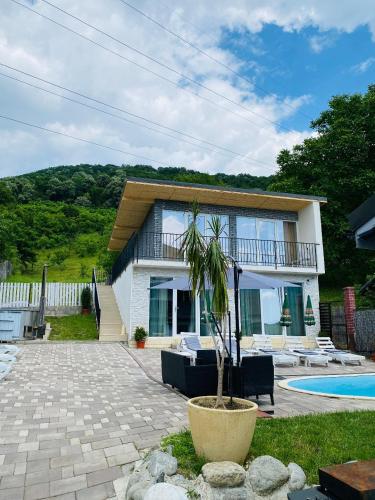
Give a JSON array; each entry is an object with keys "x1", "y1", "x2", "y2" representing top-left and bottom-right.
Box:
[
  {"x1": 261, "y1": 289, "x2": 283, "y2": 335},
  {"x1": 283, "y1": 222, "x2": 297, "y2": 265},
  {"x1": 286, "y1": 286, "x2": 305, "y2": 336},
  {"x1": 200, "y1": 290, "x2": 213, "y2": 336},
  {"x1": 149, "y1": 277, "x2": 172, "y2": 337},
  {"x1": 240, "y1": 290, "x2": 262, "y2": 336}
]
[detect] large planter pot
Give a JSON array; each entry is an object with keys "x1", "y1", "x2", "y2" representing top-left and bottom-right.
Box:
[
  {"x1": 188, "y1": 396, "x2": 258, "y2": 464},
  {"x1": 136, "y1": 340, "x2": 146, "y2": 349}
]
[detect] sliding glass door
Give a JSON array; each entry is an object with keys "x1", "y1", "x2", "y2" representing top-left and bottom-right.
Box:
[{"x1": 149, "y1": 277, "x2": 173, "y2": 336}]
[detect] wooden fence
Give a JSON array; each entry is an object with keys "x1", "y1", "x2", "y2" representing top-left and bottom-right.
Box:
[{"x1": 0, "y1": 282, "x2": 94, "y2": 308}]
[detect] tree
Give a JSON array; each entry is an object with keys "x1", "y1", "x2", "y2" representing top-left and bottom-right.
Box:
[
  {"x1": 0, "y1": 182, "x2": 15, "y2": 204},
  {"x1": 181, "y1": 204, "x2": 229, "y2": 408},
  {"x1": 270, "y1": 85, "x2": 375, "y2": 285}
]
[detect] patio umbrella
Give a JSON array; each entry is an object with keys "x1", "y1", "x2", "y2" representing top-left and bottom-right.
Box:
[
  {"x1": 304, "y1": 295, "x2": 316, "y2": 326},
  {"x1": 151, "y1": 269, "x2": 300, "y2": 291},
  {"x1": 280, "y1": 292, "x2": 292, "y2": 327}
]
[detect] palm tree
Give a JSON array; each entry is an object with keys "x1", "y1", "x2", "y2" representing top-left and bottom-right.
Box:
[{"x1": 181, "y1": 203, "x2": 229, "y2": 408}]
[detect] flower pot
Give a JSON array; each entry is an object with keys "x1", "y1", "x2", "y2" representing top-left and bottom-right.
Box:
[
  {"x1": 188, "y1": 396, "x2": 258, "y2": 464},
  {"x1": 136, "y1": 340, "x2": 146, "y2": 348},
  {"x1": 81, "y1": 308, "x2": 90, "y2": 316}
]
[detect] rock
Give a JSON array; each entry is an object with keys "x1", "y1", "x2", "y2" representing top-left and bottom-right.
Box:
[
  {"x1": 248, "y1": 455, "x2": 289, "y2": 495},
  {"x1": 148, "y1": 450, "x2": 178, "y2": 477},
  {"x1": 126, "y1": 480, "x2": 152, "y2": 500},
  {"x1": 202, "y1": 461, "x2": 246, "y2": 488},
  {"x1": 143, "y1": 483, "x2": 188, "y2": 499},
  {"x1": 288, "y1": 463, "x2": 306, "y2": 491}
]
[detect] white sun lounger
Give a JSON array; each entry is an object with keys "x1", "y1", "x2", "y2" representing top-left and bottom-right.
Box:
[
  {"x1": 316, "y1": 337, "x2": 365, "y2": 365},
  {"x1": 284, "y1": 337, "x2": 331, "y2": 367},
  {"x1": 252, "y1": 335, "x2": 299, "y2": 367},
  {"x1": 0, "y1": 353, "x2": 16, "y2": 364},
  {"x1": 0, "y1": 362, "x2": 12, "y2": 380},
  {"x1": 0, "y1": 344, "x2": 20, "y2": 356}
]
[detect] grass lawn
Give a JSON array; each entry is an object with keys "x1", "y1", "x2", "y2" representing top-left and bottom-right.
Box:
[
  {"x1": 162, "y1": 411, "x2": 375, "y2": 483},
  {"x1": 47, "y1": 314, "x2": 98, "y2": 341}
]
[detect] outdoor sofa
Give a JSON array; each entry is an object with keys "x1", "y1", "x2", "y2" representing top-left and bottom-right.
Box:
[{"x1": 161, "y1": 350, "x2": 274, "y2": 404}]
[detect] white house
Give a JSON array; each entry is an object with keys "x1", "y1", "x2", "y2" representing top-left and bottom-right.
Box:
[{"x1": 108, "y1": 178, "x2": 326, "y2": 347}]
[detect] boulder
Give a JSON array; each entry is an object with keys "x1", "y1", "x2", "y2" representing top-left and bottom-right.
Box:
[
  {"x1": 248, "y1": 455, "x2": 289, "y2": 495},
  {"x1": 143, "y1": 483, "x2": 188, "y2": 499},
  {"x1": 288, "y1": 462, "x2": 306, "y2": 491},
  {"x1": 148, "y1": 450, "x2": 178, "y2": 477},
  {"x1": 202, "y1": 461, "x2": 246, "y2": 488}
]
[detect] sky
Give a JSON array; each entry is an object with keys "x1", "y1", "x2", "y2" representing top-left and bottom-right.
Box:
[{"x1": 0, "y1": 0, "x2": 375, "y2": 178}]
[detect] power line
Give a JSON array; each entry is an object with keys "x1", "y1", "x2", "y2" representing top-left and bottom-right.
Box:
[
  {"x1": 117, "y1": 0, "x2": 313, "y2": 121},
  {"x1": 0, "y1": 113, "x2": 172, "y2": 167},
  {"x1": 19, "y1": 0, "x2": 293, "y2": 133},
  {"x1": 0, "y1": 62, "x2": 272, "y2": 168}
]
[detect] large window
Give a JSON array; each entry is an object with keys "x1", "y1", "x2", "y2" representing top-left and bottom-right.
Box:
[
  {"x1": 149, "y1": 277, "x2": 173, "y2": 337},
  {"x1": 236, "y1": 216, "x2": 297, "y2": 265},
  {"x1": 239, "y1": 285, "x2": 304, "y2": 336},
  {"x1": 162, "y1": 210, "x2": 185, "y2": 259}
]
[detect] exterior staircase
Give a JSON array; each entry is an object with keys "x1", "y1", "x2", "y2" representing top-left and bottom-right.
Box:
[{"x1": 97, "y1": 284, "x2": 127, "y2": 342}]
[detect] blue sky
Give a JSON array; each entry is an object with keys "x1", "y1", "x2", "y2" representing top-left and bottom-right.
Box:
[
  {"x1": 1, "y1": 0, "x2": 375, "y2": 177},
  {"x1": 221, "y1": 24, "x2": 375, "y2": 130}
]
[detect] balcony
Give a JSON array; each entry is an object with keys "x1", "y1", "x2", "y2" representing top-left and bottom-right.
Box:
[{"x1": 112, "y1": 232, "x2": 319, "y2": 283}]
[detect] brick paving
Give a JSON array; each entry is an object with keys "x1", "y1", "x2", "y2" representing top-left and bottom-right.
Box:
[
  {"x1": 132, "y1": 347, "x2": 375, "y2": 416},
  {"x1": 0, "y1": 343, "x2": 187, "y2": 499}
]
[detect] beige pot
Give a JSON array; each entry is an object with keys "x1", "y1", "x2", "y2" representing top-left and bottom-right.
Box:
[{"x1": 187, "y1": 396, "x2": 258, "y2": 464}]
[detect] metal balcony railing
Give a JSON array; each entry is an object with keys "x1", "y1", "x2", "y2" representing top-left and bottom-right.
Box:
[{"x1": 111, "y1": 232, "x2": 319, "y2": 283}]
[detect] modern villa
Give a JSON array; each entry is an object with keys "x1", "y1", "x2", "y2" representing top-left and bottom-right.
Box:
[{"x1": 108, "y1": 178, "x2": 326, "y2": 347}]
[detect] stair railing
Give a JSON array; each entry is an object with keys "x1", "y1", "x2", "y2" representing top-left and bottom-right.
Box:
[{"x1": 92, "y1": 268, "x2": 101, "y2": 330}]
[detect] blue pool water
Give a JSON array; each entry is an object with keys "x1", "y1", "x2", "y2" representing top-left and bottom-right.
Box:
[{"x1": 287, "y1": 374, "x2": 375, "y2": 398}]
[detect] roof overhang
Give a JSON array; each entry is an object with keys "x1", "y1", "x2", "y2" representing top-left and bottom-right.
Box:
[{"x1": 108, "y1": 178, "x2": 327, "y2": 251}]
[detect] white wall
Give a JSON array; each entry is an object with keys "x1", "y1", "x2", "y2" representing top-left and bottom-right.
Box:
[
  {"x1": 112, "y1": 264, "x2": 133, "y2": 336},
  {"x1": 298, "y1": 201, "x2": 325, "y2": 274},
  {"x1": 125, "y1": 263, "x2": 320, "y2": 339}
]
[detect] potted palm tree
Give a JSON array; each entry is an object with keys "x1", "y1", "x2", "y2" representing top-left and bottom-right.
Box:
[
  {"x1": 134, "y1": 326, "x2": 148, "y2": 348},
  {"x1": 181, "y1": 204, "x2": 258, "y2": 464}
]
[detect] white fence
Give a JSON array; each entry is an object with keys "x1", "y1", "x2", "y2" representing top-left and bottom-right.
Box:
[{"x1": 0, "y1": 282, "x2": 93, "y2": 308}]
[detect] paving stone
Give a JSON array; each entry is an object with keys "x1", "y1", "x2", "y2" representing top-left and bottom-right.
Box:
[
  {"x1": 24, "y1": 482, "x2": 49, "y2": 500},
  {"x1": 86, "y1": 466, "x2": 123, "y2": 487},
  {"x1": 50, "y1": 474, "x2": 87, "y2": 496},
  {"x1": 76, "y1": 481, "x2": 115, "y2": 500},
  {"x1": 25, "y1": 469, "x2": 61, "y2": 486},
  {"x1": 51, "y1": 454, "x2": 84, "y2": 469},
  {"x1": 0, "y1": 487, "x2": 24, "y2": 500},
  {"x1": 0, "y1": 474, "x2": 25, "y2": 489}
]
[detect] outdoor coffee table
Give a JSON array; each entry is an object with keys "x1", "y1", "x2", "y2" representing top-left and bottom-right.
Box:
[{"x1": 319, "y1": 460, "x2": 375, "y2": 499}]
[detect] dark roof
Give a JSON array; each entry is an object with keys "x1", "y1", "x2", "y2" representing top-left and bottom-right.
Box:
[
  {"x1": 125, "y1": 177, "x2": 328, "y2": 203},
  {"x1": 348, "y1": 194, "x2": 375, "y2": 230}
]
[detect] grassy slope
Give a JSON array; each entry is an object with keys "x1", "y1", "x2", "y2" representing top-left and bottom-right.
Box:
[
  {"x1": 162, "y1": 411, "x2": 375, "y2": 483},
  {"x1": 47, "y1": 314, "x2": 98, "y2": 340},
  {"x1": 8, "y1": 250, "x2": 97, "y2": 283}
]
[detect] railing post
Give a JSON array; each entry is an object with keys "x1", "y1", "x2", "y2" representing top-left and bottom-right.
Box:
[{"x1": 273, "y1": 240, "x2": 278, "y2": 269}]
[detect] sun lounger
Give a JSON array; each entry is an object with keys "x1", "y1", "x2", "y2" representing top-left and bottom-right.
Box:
[
  {"x1": 0, "y1": 353, "x2": 16, "y2": 364},
  {"x1": 0, "y1": 362, "x2": 12, "y2": 380},
  {"x1": 0, "y1": 344, "x2": 20, "y2": 356},
  {"x1": 225, "y1": 338, "x2": 253, "y2": 361},
  {"x1": 284, "y1": 337, "x2": 331, "y2": 367},
  {"x1": 316, "y1": 337, "x2": 365, "y2": 365},
  {"x1": 252, "y1": 335, "x2": 298, "y2": 367}
]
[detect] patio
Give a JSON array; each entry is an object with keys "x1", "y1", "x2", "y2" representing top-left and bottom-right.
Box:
[
  {"x1": 0, "y1": 343, "x2": 374, "y2": 499},
  {"x1": 131, "y1": 347, "x2": 375, "y2": 417},
  {"x1": 0, "y1": 343, "x2": 187, "y2": 500}
]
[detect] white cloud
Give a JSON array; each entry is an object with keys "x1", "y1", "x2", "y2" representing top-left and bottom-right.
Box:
[
  {"x1": 309, "y1": 33, "x2": 336, "y2": 53},
  {"x1": 0, "y1": 0, "x2": 375, "y2": 178},
  {"x1": 351, "y1": 57, "x2": 375, "y2": 73}
]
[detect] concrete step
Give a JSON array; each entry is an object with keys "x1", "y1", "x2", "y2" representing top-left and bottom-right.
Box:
[{"x1": 97, "y1": 284, "x2": 127, "y2": 342}]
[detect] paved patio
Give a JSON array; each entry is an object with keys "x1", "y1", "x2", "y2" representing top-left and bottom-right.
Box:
[
  {"x1": 132, "y1": 347, "x2": 375, "y2": 417},
  {"x1": 0, "y1": 343, "x2": 187, "y2": 500},
  {"x1": 0, "y1": 343, "x2": 374, "y2": 499}
]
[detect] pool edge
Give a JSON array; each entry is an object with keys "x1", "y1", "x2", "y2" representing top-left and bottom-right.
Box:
[{"x1": 278, "y1": 373, "x2": 375, "y2": 401}]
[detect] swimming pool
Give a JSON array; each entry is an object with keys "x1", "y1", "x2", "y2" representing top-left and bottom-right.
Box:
[{"x1": 279, "y1": 373, "x2": 375, "y2": 400}]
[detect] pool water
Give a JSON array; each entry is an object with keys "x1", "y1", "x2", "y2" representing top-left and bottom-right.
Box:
[{"x1": 285, "y1": 374, "x2": 375, "y2": 399}]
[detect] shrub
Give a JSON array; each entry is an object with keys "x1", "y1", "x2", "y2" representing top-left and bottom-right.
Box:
[
  {"x1": 134, "y1": 326, "x2": 148, "y2": 342},
  {"x1": 81, "y1": 286, "x2": 92, "y2": 310}
]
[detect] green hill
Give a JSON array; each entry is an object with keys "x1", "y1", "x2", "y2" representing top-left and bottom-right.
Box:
[{"x1": 0, "y1": 164, "x2": 272, "y2": 282}]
